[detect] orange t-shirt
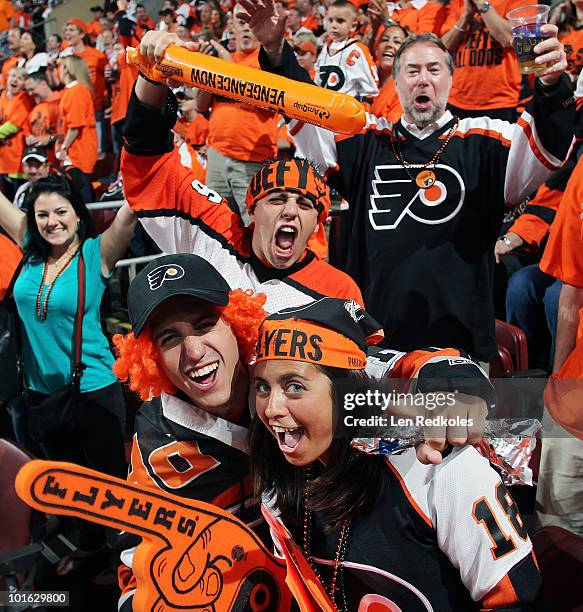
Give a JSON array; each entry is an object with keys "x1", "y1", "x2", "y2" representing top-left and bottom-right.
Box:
[
  {"x1": 443, "y1": 0, "x2": 522, "y2": 110},
  {"x1": 0, "y1": 0, "x2": 14, "y2": 32},
  {"x1": 301, "y1": 14, "x2": 320, "y2": 33},
  {"x1": 393, "y1": 1, "x2": 446, "y2": 35},
  {"x1": 207, "y1": 50, "x2": 278, "y2": 163},
  {"x1": 85, "y1": 20, "x2": 102, "y2": 42},
  {"x1": 25, "y1": 91, "x2": 62, "y2": 163},
  {"x1": 13, "y1": 7, "x2": 29, "y2": 28},
  {"x1": 540, "y1": 156, "x2": 583, "y2": 437},
  {"x1": 508, "y1": 180, "x2": 562, "y2": 249},
  {"x1": 0, "y1": 89, "x2": 34, "y2": 174},
  {"x1": 136, "y1": 16, "x2": 156, "y2": 40},
  {"x1": 76, "y1": 45, "x2": 108, "y2": 111},
  {"x1": 58, "y1": 82, "x2": 98, "y2": 174},
  {"x1": 179, "y1": 114, "x2": 209, "y2": 148},
  {"x1": 0, "y1": 231, "x2": 22, "y2": 301},
  {"x1": 561, "y1": 26, "x2": 583, "y2": 80},
  {"x1": 370, "y1": 79, "x2": 403, "y2": 123},
  {"x1": 110, "y1": 51, "x2": 139, "y2": 125},
  {"x1": 540, "y1": 157, "x2": 583, "y2": 288}
]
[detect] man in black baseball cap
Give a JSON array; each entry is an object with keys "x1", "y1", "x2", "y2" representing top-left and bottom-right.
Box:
[
  {"x1": 114, "y1": 253, "x2": 270, "y2": 610},
  {"x1": 22, "y1": 145, "x2": 49, "y2": 165},
  {"x1": 127, "y1": 253, "x2": 230, "y2": 338},
  {"x1": 13, "y1": 147, "x2": 51, "y2": 209}
]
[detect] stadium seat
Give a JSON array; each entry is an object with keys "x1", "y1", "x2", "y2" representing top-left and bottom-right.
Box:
[
  {"x1": 0, "y1": 439, "x2": 42, "y2": 591},
  {"x1": 533, "y1": 526, "x2": 583, "y2": 611},
  {"x1": 490, "y1": 345, "x2": 515, "y2": 378},
  {"x1": 495, "y1": 319, "x2": 529, "y2": 372}
]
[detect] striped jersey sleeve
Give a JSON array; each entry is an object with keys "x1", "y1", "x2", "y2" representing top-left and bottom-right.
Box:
[{"x1": 389, "y1": 446, "x2": 540, "y2": 608}]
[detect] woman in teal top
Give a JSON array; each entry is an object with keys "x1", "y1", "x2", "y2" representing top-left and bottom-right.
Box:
[{"x1": 0, "y1": 174, "x2": 135, "y2": 569}]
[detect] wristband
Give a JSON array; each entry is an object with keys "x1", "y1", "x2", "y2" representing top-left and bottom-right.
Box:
[{"x1": 139, "y1": 71, "x2": 163, "y2": 86}]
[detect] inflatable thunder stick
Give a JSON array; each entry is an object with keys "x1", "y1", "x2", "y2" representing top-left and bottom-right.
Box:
[
  {"x1": 15, "y1": 460, "x2": 336, "y2": 612},
  {"x1": 126, "y1": 45, "x2": 367, "y2": 134}
]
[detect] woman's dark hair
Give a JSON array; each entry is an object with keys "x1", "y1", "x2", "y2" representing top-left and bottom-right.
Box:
[
  {"x1": 23, "y1": 175, "x2": 97, "y2": 262},
  {"x1": 22, "y1": 29, "x2": 46, "y2": 54},
  {"x1": 249, "y1": 365, "x2": 386, "y2": 534}
]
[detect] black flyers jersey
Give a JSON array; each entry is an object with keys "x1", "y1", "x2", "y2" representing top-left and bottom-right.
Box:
[
  {"x1": 119, "y1": 393, "x2": 262, "y2": 608},
  {"x1": 306, "y1": 447, "x2": 540, "y2": 611},
  {"x1": 127, "y1": 395, "x2": 258, "y2": 524},
  {"x1": 259, "y1": 43, "x2": 575, "y2": 360}
]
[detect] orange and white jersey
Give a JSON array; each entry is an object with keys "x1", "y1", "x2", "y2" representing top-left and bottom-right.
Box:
[
  {"x1": 315, "y1": 38, "x2": 379, "y2": 100},
  {"x1": 121, "y1": 90, "x2": 365, "y2": 314},
  {"x1": 295, "y1": 446, "x2": 540, "y2": 610}
]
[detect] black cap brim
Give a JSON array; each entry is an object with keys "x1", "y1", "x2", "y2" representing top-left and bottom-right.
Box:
[{"x1": 132, "y1": 288, "x2": 229, "y2": 338}]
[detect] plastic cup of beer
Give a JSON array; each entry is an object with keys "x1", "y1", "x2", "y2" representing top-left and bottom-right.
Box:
[{"x1": 507, "y1": 4, "x2": 550, "y2": 75}]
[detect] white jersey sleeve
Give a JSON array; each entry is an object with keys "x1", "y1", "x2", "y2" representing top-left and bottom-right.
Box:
[{"x1": 389, "y1": 446, "x2": 536, "y2": 606}]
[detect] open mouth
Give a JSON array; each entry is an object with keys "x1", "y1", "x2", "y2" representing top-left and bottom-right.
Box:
[
  {"x1": 273, "y1": 426, "x2": 305, "y2": 452},
  {"x1": 274, "y1": 226, "x2": 297, "y2": 254},
  {"x1": 414, "y1": 94, "x2": 431, "y2": 108},
  {"x1": 186, "y1": 361, "x2": 219, "y2": 387}
]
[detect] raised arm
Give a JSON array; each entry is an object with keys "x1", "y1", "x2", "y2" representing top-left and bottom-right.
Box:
[
  {"x1": 236, "y1": 1, "x2": 343, "y2": 173},
  {"x1": 441, "y1": 0, "x2": 475, "y2": 53},
  {"x1": 505, "y1": 25, "x2": 574, "y2": 204},
  {"x1": 122, "y1": 30, "x2": 248, "y2": 259},
  {"x1": 237, "y1": 0, "x2": 288, "y2": 67},
  {"x1": 0, "y1": 189, "x2": 26, "y2": 248},
  {"x1": 472, "y1": 0, "x2": 513, "y2": 48},
  {"x1": 100, "y1": 203, "x2": 136, "y2": 276},
  {"x1": 134, "y1": 30, "x2": 197, "y2": 111}
]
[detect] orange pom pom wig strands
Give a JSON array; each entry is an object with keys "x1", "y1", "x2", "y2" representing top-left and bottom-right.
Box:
[
  {"x1": 113, "y1": 252, "x2": 267, "y2": 403},
  {"x1": 113, "y1": 288, "x2": 266, "y2": 400}
]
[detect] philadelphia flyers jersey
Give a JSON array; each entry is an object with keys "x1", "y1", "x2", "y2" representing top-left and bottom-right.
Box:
[
  {"x1": 121, "y1": 90, "x2": 364, "y2": 315},
  {"x1": 315, "y1": 39, "x2": 379, "y2": 100},
  {"x1": 259, "y1": 43, "x2": 576, "y2": 360},
  {"x1": 290, "y1": 39, "x2": 379, "y2": 161},
  {"x1": 118, "y1": 393, "x2": 262, "y2": 609},
  {"x1": 300, "y1": 446, "x2": 539, "y2": 610}
]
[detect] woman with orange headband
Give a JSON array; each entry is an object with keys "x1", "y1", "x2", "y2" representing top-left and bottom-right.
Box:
[
  {"x1": 250, "y1": 297, "x2": 541, "y2": 611},
  {"x1": 111, "y1": 253, "x2": 269, "y2": 611}
]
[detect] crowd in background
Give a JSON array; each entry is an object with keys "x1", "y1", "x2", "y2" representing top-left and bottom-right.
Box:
[
  {"x1": 0, "y1": 0, "x2": 579, "y2": 367},
  {"x1": 0, "y1": 0, "x2": 582, "y2": 608}
]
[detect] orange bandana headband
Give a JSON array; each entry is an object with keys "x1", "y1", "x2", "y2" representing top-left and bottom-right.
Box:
[
  {"x1": 246, "y1": 158, "x2": 331, "y2": 221},
  {"x1": 255, "y1": 318, "x2": 368, "y2": 369}
]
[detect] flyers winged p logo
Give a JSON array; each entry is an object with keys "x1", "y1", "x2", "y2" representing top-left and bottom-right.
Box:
[
  {"x1": 369, "y1": 164, "x2": 465, "y2": 231},
  {"x1": 147, "y1": 264, "x2": 185, "y2": 291}
]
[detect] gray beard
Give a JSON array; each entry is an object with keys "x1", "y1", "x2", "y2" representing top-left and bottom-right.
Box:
[{"x1": 403, "y1": 102, "x2": 447, "y2": 130}]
